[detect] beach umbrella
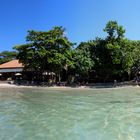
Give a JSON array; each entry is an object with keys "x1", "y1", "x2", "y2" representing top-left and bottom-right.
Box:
[
  {"x1": 48, "y1": 72, "x2": 56, "y2": 75},
  {"x1": 50, "y1": 72, "x2": 56, "y2": 75},
  {"x1": 15, "y1": 73, "x2": 22, "y2": 76},
  {"x1": 42, "y1": 72, "x2": 48, "y2": 75}
]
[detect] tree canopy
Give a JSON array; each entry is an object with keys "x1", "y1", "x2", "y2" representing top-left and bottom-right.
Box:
[
  {"x1": 14, "y1": 26, "x2": 75, "y2": 82},
  {"x1": 0, "y1": 51, "x2": 17, "y2": 64},
  {"x1": 9, "y1": 20, "x2": 140, "y2": 83}
]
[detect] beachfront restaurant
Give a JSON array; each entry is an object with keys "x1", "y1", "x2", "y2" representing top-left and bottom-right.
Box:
[
  {"x1": 0, "y1": 59, "x2": 56, "y2": 84},
  {"x1": 0, "y1": 59, "x2": 24, "y2": 81}
]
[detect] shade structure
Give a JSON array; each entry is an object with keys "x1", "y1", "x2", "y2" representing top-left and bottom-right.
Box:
[
  {"x1": 0, "y1": 68, "x2": 23, "y2": 73},
  {"x1": 0, "y1": 60, "x2": 24, "y2": 73},
  {"x1": 42, "y1": 72, "x2": 48, "y2": 75},
  {"x1": 0, "y1": 60, "x2": 24, "y2": 69},
  {"x1": 15, "y1": 73, "x2": 22, "y2": 76},
  {"x1": 50, "y1": 72, "x2": 56, "y2": 75}
]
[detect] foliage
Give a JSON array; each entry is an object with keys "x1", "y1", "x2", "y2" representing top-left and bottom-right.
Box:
[
  {"x1": 0, "y1": 51, "x2": 17, "y2": 64},
  {"x1": 14, "y1": 27, "x2": 74, "y2": 76},
  {"x1": 74, "y1": 42, "x2": 94, "y2": 76},
  {"x1": 11, "y1": 21, "x2": 140, "y2": 82},
  {"x1": 82, "y1": 21, "x2": 136, "y2": 81},
  {"x1": 72, "y1": 21, "x2": 128, "y2": 81},
  {"x1": 103, "y1": 21, "x2": 125, "y2": 40}
]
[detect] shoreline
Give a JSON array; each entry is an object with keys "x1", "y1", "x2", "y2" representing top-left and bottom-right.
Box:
[{"x1": 0, "y1": 83, "x2": 139, "y2": 90}]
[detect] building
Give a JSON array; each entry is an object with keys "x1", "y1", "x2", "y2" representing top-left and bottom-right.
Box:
[
  {"x1": 0, "y1": 59, "x2": 24, "y2": 80},
  {"x1": 0, "y1": 59, "x2": 57, "y2": 84}
]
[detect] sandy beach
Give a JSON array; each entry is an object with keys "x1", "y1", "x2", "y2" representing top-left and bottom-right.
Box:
[
  {"x1": 0, "y1": 82, "x2": 139, "y2": 90},
  {"x1": 0, "y1": 83, "x2": 89, "y2": 89}
]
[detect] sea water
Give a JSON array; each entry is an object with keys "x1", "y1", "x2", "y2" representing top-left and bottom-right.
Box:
[{"x1": 0, "y1": 87, "x2": 140, "y2": 140}]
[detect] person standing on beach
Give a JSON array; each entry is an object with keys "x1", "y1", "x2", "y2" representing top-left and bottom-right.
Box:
[{"x1": 114, "y1": 79, "x2": 117, "y2": 87}]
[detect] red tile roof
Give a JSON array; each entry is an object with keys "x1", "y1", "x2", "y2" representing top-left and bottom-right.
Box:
[{"x1": 0, "y1": 60, "x2": 24, "y2": 69}]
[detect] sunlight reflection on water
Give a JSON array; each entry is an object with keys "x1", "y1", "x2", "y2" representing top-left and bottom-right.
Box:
[{"x1": 0, "y1": 87, "x2": 140, "y2": 140}]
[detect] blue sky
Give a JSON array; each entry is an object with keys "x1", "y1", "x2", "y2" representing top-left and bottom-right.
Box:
[{"x1": 0, "y1": 0, "x2": 140, "y2": 51}]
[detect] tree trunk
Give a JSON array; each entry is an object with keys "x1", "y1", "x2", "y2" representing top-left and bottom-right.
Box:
[{"x1": 58, "y1": 73, "x2": 61, "y2": 83}]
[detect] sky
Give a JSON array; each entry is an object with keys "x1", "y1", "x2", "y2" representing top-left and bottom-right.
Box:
[{"x1": 0, "y1": 0, "x2": 140, "y2": 51}]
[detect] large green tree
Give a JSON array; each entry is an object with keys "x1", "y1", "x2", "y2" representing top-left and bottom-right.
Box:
[
  {"x1": 13, "y1": 21, "x2": 139, "y2": 83},
  {"x1": 85, "y1": 21, "x2": 136, "y2": 82},
  {"x1": 14, "y1": 26, "x2": 74, "y2": 82},
  {"x1": 103, "y1": 21, "x2": 135, "y2": 80},
  {"x1": 74, "y1": 42, "x2": 94, "y2": 79}
]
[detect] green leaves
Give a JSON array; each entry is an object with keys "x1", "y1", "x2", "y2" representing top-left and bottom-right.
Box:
[
  {"x1": 14, "y1": 26, "x2": 74, "y2": 79},
  {"x1": 12, "y1": 21, "x2": 140, "y2": 82},
  {"x1": 0, "y1": 51, "x2": 17, "y2": 64},
  {"x1": 74, "y1": 42, "x2": 94, "y2": 75},
  {"x1": 104, "y1": 21, "x2": 125, "y2": 40}
]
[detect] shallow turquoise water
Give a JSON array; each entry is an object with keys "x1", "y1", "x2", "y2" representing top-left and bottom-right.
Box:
[{"x1": 0, "y1": 87, "x2": 140, "y2": 140}]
